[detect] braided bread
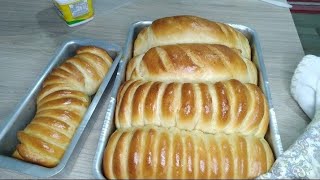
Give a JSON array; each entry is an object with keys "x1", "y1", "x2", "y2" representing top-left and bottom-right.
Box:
[
  {"x1": 12, "y1": 46, "x2": 113, "y2": 167},
  {"x1": 103, "y1": 126, "x2": 274, "y2": 179},
  {"x1": 133, "y1": 15, "x2": 251, "y2": 60}
]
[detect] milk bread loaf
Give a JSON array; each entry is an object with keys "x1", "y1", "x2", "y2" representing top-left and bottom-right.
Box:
[
  {"x1": 103, "y1": 126, "x2": 274, "y2": 179},
  {"x1": 13, "y1": 46, "x2": 113, "y2": 167},
  {"x1": 127, "y1": 44, "x2": 257, "y2": 84},
  {"x1": 115, "y1": 79, "x2": 268, "y2": 137},
  {"x1": 134, "y1": 15, "x2": 251, "y2": 60}
]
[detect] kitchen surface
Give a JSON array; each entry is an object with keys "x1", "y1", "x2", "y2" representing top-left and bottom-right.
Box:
[{"x1": 0, "y1": 0, "x2": 309, "y2": 178}]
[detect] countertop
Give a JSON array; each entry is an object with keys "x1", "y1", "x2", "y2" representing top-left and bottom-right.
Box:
[{"x1": 0, "y1": 0, "x2": 308, "y2": 178}]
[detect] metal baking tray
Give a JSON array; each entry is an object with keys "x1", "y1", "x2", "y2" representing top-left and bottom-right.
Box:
[
  {"x1": 0, "y1": 38, "x2": 122, "y2": 178},
  {"x1": 93, "y1": 21, "x2": 284, "y2": 179}
]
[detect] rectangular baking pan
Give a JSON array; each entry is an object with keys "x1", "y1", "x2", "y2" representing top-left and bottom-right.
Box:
[
  {"x1": 93, "y1": 21, "x2": 284, "y2": 179},
  {"x1": 0, "y1": 38, "x2": 122, "y2": 178}
]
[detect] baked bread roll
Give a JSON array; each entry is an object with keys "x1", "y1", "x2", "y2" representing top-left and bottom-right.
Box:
[
  {"x1": 103, "y1": 126, "x2": 274, "y2": 179},
  {"x1": 134, "y1": 15, "x2": 251, "y2": 60},
  {"x1": 115, "y1": 79, "x2": 268, "y2": 137},
  {"x1": 12, "y1": 46, "x2": 113, "y2": 167},
  {"x1": 127, "y1": 44, "x2": 257, "y2": 85}
]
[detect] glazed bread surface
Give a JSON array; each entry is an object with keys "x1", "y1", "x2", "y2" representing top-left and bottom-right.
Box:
[
  {"x1": 13, "y1": 46, "x2": 113, "y2": 167},
  {"x1": 133, "y1": 15, "x2": 251, "y2": 60},
  {"x1": 115, "y1": 79, "x2": 269, "y2": 138},
  {"x1": 127, "y1": 44, "x2": 257, "y2": 84},
  {"x1": 103, "y1": 126, "x2": 274, "y2": 179}
]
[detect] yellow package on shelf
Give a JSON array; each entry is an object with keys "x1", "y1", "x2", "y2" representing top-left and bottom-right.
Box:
[{"x1": 52, "y1": 0, "x2": 94, "y2": 27}]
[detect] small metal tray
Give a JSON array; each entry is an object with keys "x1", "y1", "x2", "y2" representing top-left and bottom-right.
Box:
[
  {"x1": 0, "y1": 38, "x2": 122, "y2": 178},
  {"x1": 93, "y1": 21, "x2": 284, "y2": 179}
]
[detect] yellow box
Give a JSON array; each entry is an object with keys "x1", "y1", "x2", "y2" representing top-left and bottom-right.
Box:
[{"x1": 53, "y1": 0, "x2": 94, "y2": 27}]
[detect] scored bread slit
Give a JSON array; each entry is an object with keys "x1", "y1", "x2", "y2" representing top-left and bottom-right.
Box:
[
  {"x1": 43, "y1": 75, "x2": 81, "y2": 91},
  {"x1": 173, "y1": 83, "x2": 181, "y2": 129},
  {"x1": 218, "y1": 22, "x2": 233, "y2": 43},
  {"x1": 192, "y1": 83, "x2": 202, "y2": 130},
  {"x1": 131, "y1": 81, "x2": 152, "y2": 127},
  {"x1": 178, "y1": 45, "x2": 204, "y2": 68},
  {"x1": 31, "y1": 117, "x2": 73, "y2": 139},
  {"x1": 155, "y1": 47, "x2": 172, "y2": 73},
  {"x1": 179, "y1": 130, "x2": 187, "y2": 179},
  {"x1": 129, "y1": 129, "x2": 145, "y2": 178},
  {"x1": 161, "y1": 82, "x2": 178, "y2": 127},
  {"x1": 137, "y1": 128, "x2": 148, "y2": 177},
  {"x1": 59, "y1": 62, "x2": 85, "y2": 87},
  {"x1": 207, "y1": 83, "x2": 218, "y2": 133},
  {"x1": 243, "y1": 58, "x2": 257, "y2": 85},
  {"x1": 196, "y1": 133, "x2": 209, "y2": 178},
  {"x1": 215, "y1": 82, "x2": 231, "y2": 132},
  {"x1": 256, "y1": 97, "x2": 269, "y2": 137},
  {"x1": 67, "y1": 57, "x2": 99, "y2": 80},
  {"x1": 185, "y1": 133, "x2": 196, "y2": 178},
  {"x1": 36, "y1": 98, "x2": 88, "y2": 116},
  {"x1": 144, "y1": 82, "x2": 161, "y2": 126},
  {"x1": 17, "y1": 131, "x2": 64, "y2": 159},
  {"x1": 238, "y1": 84, "x2": 253, "y2": 135},
  {"x1": 16, "y1": 143, "x2": 59, "y2": 167},
  {"x1": 166, "y1": 128, "x2": 174, "y2": 178},
  {"x1": 195, "y1": 83, "x2": 213, "y2": 133},
  {"x1": 37, "y1": 91, "x2": 90, "y2": 111},
  {"x1": 114, "y1": 131, "x2": 131, "y2": 179},
  {"x1": 207, "y1": 45, "x2": 234, "y2": 80},
  {"x1": 171, "y1": 129, "x2": 184, "y2": 178},
  {"x1": 221, "y1": 135, "x2": 234, "y2": 178},
  {"x1": 252, "y1": 138, "x2": 267, "y2": 176},
  {"x1": 115, "y1": 80, "x2": 135, "y2": 128},
  {"x1": 24, "y1": 123, "x2": 69, "y2": 149},
  {"x1": 222, "y1": 82, "x2": 236, "y2": 134},
  {"x1": 244, "y1": 85, "x2": 264, "y2": 136},
  {"x1": 66, "y1": 57, "x2": 100, "y2": 95},
  {"x1": 252, "y1": 86, "x2": 266, "y2": 136},
  {"x1": 49, "y1": 68, "x2": 82, "y2": 89},
  {"x1": 76, "y1": 46, "x2": 113, "y2": 67},
  {"x1": 35, "y1": 110, "x2": 79, "y2": 129},
  {"x1": 156, "y1": 83, "x2": 166, "y2": 128},
  {"x1": 141, "y1": 128, "x2": 157, "y2": 178},
  {"x1": 75, "y1": 53, "x2": 107, "y2": 78},
  {"x1": 103, "y1": 130, "x2": 122, "y2": 179},
  {"x1": 207, "y1": 134, "x2": 222, "y2": 178},
  {"x1": 236, "y1": 135, "x2": 249, "y2": 178},
  {"x1": 124, "y1": 81, "x2": 143, "y2": 128},
  {"x1": 37, "y1": 84, "x2": 76, "y2": 103},
  {"x1": 262, "y1": 138, "x2": 275, "y2": 170},
  {"x1": 126, "y1": 54, "x2": 143, "y2": 80}
]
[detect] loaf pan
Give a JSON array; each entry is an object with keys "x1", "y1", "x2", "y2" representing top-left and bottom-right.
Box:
[
  {"x1": 93, "y1": 21, "x2": 284, "y2": 179},
  {"x1": 0, "y1": 38, "x2": 122, "y2": 178}
]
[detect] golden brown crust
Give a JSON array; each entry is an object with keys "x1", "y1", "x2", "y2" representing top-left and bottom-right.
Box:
[
  {"x1": 13, "y1": 46, "x2": 112, "y2": 167},
  {"x1": 127, "y1": 44, "x2": 257, "y2": 84},
  {"x1": 134, "y1": 15, "x2": 251, "y2": 60},
  {"x1": 103, "y1": 126, "x2": 274, "y2": 179},
  {"x1": 115, "y1": 79, "x2": 269, "y2": 137},
  {"x1": 76, "y1": 46, "x2": 113, "y2": 67},
  {"x1": 109, "y1": 15, "x2": 273, "y2": 180}
]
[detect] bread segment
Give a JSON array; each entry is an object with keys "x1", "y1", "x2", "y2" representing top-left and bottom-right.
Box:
[
  {"x1": 103, "y1": 126, "x2": 274, "y2": 179},
  {"x1": 127, "y1": 44, "x2": 257, "y2": 85},
  {"x1": 133, "y1": 15, "x2": 251, "y2": 60},
  {"x1": 115, "y1": 79, "x2": 269, "y2": 137}
]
